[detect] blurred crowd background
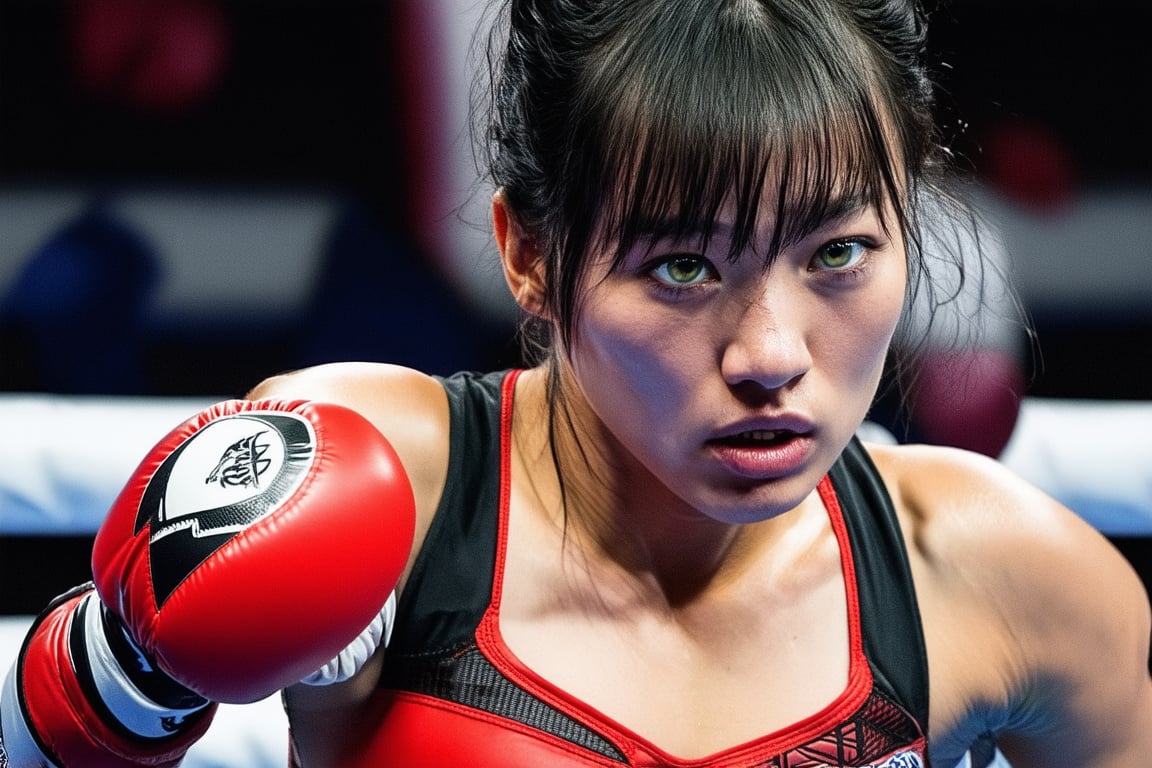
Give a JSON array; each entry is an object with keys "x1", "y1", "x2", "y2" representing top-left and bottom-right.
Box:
[
  {"x1": 1, "y1": 0, "x2": 1151, "y2": 610},
  {"x1": 1, "y1": 0, "x2": 1150, "y2": 402},
  {"x1": 0, "y1": 0, "x2": 519, "y2": 401}
]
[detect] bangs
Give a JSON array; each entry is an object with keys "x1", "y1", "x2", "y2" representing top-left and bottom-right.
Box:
[{"x1": 569, "y1": 1, "x2": 908, "y2": 271}]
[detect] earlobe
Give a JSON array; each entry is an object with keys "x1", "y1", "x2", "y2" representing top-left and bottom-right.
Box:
[{"x1": 493, "y1": 189, "x2": 547, "y2": 317}]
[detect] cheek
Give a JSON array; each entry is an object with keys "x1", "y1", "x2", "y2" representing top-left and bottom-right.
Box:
[
  {"x1": 577, "y1": 310, "x2": 669, "y2": 385},
  {"x1": 823, "y1": 272, "x2": 906, "y2": 385},
  {"x1": 866, "y1": 281, "x2": 905, "y2": 349},
  {"x1": 569, "y1": 295, "x2": 705, "y2": 419}
]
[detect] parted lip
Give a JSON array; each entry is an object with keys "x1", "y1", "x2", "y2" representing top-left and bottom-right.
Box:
[
  {"x1": 707, "y1": 414, "x2": 816, "y2": 443},
  {"x1": 704, "y1": 428, "x2": 816, "y2": 480}
]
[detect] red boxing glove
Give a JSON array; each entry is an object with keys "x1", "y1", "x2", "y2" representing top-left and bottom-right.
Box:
[{"x1": 91, "y1": 398, "x2": 416, "y2": 704}]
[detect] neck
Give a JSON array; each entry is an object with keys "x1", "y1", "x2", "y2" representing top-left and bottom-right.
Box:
[{"x1": 513, "y1": 365, "x2": 816, "y2": 605}]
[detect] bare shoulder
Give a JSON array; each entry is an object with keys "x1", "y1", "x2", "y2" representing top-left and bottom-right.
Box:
[
  {"x1": 248, "y1": 361, "x2": 447, "y2": 444},
  {"x1": 866, "y1": 441, "x2": 1152, "y2": 765},
  {"x1": 863, "y1": 441, "x2": 1137, "y2": 597},
  {"x1": 247, "y1": 362, "x2": 451, "y2": 530},
  {"x1": 864, "y1": 441, "x2": 1086, "y2": 560}
]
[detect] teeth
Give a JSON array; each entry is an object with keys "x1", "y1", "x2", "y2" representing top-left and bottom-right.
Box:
[{"x1": 740, "y1": 430, "x2": 783, "y2": 440}]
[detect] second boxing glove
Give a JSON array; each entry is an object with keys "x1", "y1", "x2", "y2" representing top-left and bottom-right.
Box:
[{"x1": 91, "y1": 398, "x2": 416, "y2": 704}]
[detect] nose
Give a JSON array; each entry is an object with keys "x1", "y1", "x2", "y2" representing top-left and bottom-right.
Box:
[{"x1": 720, "y1": 290, "x2": 813, "y2": 393}]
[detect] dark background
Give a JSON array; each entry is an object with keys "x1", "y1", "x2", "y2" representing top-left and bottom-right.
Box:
[{"x1": 1, "y1": 0, "x2": 1150, "y2": 613}]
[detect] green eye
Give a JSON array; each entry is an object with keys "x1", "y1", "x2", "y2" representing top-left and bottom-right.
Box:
[
  {"x1": 815, "y1": 240, "x2": 865, "y2": 270},
  {"x1": 653, "y1": 255, "x2": 710, "y2": 285}
]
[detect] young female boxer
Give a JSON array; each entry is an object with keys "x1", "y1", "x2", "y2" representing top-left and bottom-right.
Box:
[{"x1": 4, "y1": 1, "x2": 1150, "y2": 766}]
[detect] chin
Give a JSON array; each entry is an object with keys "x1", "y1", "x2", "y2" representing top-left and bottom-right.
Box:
[{"x1": 703, "y1": 474, "x2": 823, "y2": 525}]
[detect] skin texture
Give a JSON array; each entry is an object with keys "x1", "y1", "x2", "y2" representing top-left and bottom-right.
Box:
[{"x1": 261, "y1": 190, "x2": 1152, "y2": 767}]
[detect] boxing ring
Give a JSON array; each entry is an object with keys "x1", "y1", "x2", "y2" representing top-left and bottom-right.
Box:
[{"x1": 2, "y1": 394, "x2": 1151, "y2": 767}]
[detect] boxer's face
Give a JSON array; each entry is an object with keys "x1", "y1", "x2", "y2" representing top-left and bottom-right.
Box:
[{"x1": 562, "y1": 187, "x2": 907, "y2": 524}]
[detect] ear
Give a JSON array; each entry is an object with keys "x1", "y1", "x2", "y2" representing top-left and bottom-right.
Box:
[{"x1": 493, "y1": 189, "x2": 547, "y2": 317}]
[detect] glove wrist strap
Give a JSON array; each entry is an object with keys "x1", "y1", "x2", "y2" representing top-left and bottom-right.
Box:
[{"x1": 83, "y1": 592, "x2": 210, "y2": 739}]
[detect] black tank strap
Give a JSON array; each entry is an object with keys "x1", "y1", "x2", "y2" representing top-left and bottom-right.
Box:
[
  {"x1": 827, "y1": 437, "x2": 931, "y2": 729},
  {"x1": 385, "y1": 370, "x2": 506, "y2": 657}
]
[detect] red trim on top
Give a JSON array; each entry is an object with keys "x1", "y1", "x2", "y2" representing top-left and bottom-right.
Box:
[
  {"x1": 815, "y1": 474, "x2": 866, "y2": 686},
  {"x1": 817, "y1": 474, "x2": 868, "y2": 684},
  {"x1": 487, "y1": 368, "x2": 522, "y2": 615},
  {"x1": 478, "y1": 373, "x2": 875, "y2": 765}
]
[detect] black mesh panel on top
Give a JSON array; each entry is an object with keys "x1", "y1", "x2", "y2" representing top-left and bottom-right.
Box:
[{"x1": 383, "y1": 642, "x2": 627, "y2": 763}]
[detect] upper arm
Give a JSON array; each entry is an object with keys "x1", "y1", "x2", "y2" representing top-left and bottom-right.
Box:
[
  {"x1": 881, "y1": 444, "x2": 1152, "y2": 766},
  {"x1": 993, "y1": 497, "x2": 1152, "y2": 767}
]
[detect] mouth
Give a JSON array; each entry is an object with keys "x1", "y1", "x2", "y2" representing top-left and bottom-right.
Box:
[{"x1": 705, "y1": 426, "x2": 815, "y2": 479}]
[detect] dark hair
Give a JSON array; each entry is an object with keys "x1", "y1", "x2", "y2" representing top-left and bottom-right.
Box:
[{"x1": 481, "y1": 0, "x2": 951, "y2": 366}]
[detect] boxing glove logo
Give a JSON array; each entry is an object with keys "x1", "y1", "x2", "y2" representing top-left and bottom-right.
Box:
[
  {"x1": 205, "y1": 430, "x2": 274, "y2": 489},
  {"x1": 132, "y1": 412, "x2": 316, "y2": 606}
]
